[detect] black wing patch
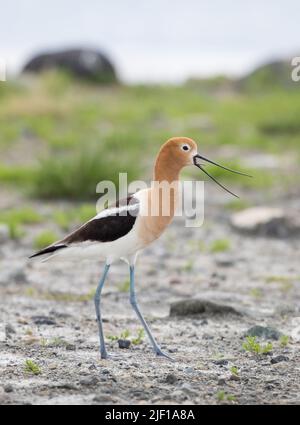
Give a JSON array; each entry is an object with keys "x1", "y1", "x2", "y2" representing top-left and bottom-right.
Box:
[
  {"x1": 29, "y1": 196, "x2": 140, "y2": 258},
  {"x1": 64, "y1": 196, "x2": 140, "y2": 244}
]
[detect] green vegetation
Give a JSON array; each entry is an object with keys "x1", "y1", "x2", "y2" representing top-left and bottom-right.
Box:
[
  {"x1": 52, "y1": 204, "x2": 96, "y2": 230},
  {"x1": 132, "y1": 328, "x2": 145, "y2": 345},
  {"x1": 24, "y1": 360, "x2": 41, "y2": 375},
  {"x1": 24, "y1": 287, "x2": 95, "y2": 303},
  {"x1": 0, "y1": 72, "x2": 299, "y2": 200},
  {"x1": 242, "y1": 336, "x2": 273, "y2": 355},
  {"x1": 182, "y1": 260, "x2": 194, "y2": 272},
  {"x1": 210, "y1": 238, "x2": 231, "y2": 253},
  {"x1": 0, "y1": 207, "x2": 43, "y2": 239},
  {"x1": 217, "y1": 391, "x2": 236, "y2": 402},
  {"x1": 117, "y1": 280, "x2": 130, "y2": 293},
  {"x1": 107, "y1": 328, "x2": 145, "y2": 345},
  {"x1": 265, "y1": 275, "x2": 296, "y2": 292},
  {"x1": 34, "y1": 230, "x2": 58, "y2": 249},
  {"x1": 230, "y1": 366, "x2": 239, "y2": 376},
  {"x1": 249, "y1": 288, "x2": 263, "y2": 299},
  {"x1": 279, "y1": 335, "x2": 290, "y2": 348}
]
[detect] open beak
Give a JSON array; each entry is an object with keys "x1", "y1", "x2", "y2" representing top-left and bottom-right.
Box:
[{"x1": 193, "y1": 154, "x2": 252, "y2": 198}]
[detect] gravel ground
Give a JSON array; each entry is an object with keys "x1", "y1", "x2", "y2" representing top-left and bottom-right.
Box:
[{"x1": 0, "y1": 189, "x2": 300, "y2": 405}]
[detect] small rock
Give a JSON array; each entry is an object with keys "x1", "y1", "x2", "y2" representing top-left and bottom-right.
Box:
[
  {"x1": 164, "y1": 373, "x2": 178, "y2": 384},
  {"x1": 212, "y1": 359, "x2": 228, "y2": 366},
  {"x1": 48, "y1": 363, "x2": 58, "y2": 370},
  {"x1": 215, "y1": 255, "x2": 235, "y2": 267},
  {"x1": 270, "y1": 355, "x2": 289, "y2": 364},
  {"x1": 32, "y1": 316, "x2": 56, "y2": 326},
  {"x1": 57, "y1": 382, "x2": 78, "y2": 390},
  {"x1": 93, "y1": 394, "x2": 116, "y2": 404},
  {"x1": 0, "y1": 224, "x2": 10, "y2": 243},
  {"x1": 202, "y1": 333, "x2": 214, "y2": 340},
  {"x1": 65, "y1": 344, "x2": 76, "y2": 351},
  {"x1": 244, "y1": 325, "x2": 282, "y2": 340},
  {"x1": 118, "y1": 339, "x2": 131, "y2": 349},
  {"x1": 169, "y1": 277, "x2": 182, "y2": 285},
  {"x1": 23, "y1": 335, "x2": 40, "y2": 345},
  {"x1": 231, "y1": 207, "x2": 300, "y2": 238},
  {"x1": 217, "y1": 378, "x2": 226, "y2": 386},
  {"x1": 80, "y1": 376, "x2": 99, "y2": 386},
  {"x1": 5, "y1": 324, "x2": 16, "y2": 339},
  {"x1": 230, "y1": 374, "x2": 241, "y2": 381},
  {"x1": 4, "y1": 384, "x2": 13, "y2": 393},
  {"x1": 170, "y1": 298, "x2": 242, "y2": 317}
]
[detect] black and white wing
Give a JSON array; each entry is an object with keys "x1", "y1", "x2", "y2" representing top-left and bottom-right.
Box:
[{"x1": 29, "y1": 196, "x2": 140, "y2": 258}]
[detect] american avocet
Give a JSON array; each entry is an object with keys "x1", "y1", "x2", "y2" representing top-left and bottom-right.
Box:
[{"x1": 30, "y1": 137, "x2": 250, "y2": 360}]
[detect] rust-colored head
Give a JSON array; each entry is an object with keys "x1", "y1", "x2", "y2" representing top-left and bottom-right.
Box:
[
  {"x1": 154, "y1": 136, "x2": 251, "y2": 196},
  {"x1": 156, "y1": 137, "x2": 198, "y2": 170}
]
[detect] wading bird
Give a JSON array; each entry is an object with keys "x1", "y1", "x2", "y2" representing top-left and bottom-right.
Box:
[{"x1": 30, "y1": 137, "x2": 250, "y2": 360}]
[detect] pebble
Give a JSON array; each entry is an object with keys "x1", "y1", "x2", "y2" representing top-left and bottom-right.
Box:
[
  {"x1": 212, "y1": 359, "x2": 228, "y2": 366},
  {"x1": 32, "y1": 316, "x2": 57, "y2": 326},
  {"x1": 118, "y1": 339, "x2": 131, "y2": 349},
  {"x1": 4, "y1": 384, "x2": 13, "y2": 393},
  {"x1": 215, "y1": 255, "x2": 235, "y2": 267},
  {"x1": 80, "y1": 376, "x2": 99, "y2": 386},
  {"x1": 65, "y1": 344, "x2": 76, "y2": 351},
  {"x1": 270, "y1": 355, "x2": 289, "y2": 364},
  {"x1": 244, "y1": 325, "x2": 282, "y2": 341},
  {"x1": 5, "y1": 324, "x2": 16, "y2": 339},
  {"x1": 164, "y1": 373, "x2": 178, "y2": 384}
]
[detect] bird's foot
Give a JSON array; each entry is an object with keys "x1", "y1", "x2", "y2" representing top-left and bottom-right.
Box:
[
  {"x1": 99, "y1": 348, "x2": 108, "y2": 360},
  {"x1": 100, "y1": 351, "x2": 124, "y2": 361},
  {"x1": 155, "y1": 348, "x2": 175, "y2": 362}
]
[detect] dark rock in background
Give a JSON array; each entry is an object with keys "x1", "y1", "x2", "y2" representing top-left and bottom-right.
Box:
[
  {"x1": 22, "y1": 48, "x2": 118, "y2": 83},
  {"x1": 244, "y1": 325, "x2": 283, "y2": 340},
  {"x1": 170, "y1": 298, "x2": 242, "y2": 317}
]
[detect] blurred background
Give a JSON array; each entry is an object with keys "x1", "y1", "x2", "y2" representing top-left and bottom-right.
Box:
[{"x1": 0, "y1": 0, "x2": 299, "y2": 243}]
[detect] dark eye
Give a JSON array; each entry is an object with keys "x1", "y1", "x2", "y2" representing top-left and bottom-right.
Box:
[{"x1": 182, "y1": 145, "x2": 190, "y2": 151}]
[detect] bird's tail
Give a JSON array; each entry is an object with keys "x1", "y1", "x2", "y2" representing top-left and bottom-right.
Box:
[{"x1": 29, "y1": 244, "x2": 67, "y2": 259}]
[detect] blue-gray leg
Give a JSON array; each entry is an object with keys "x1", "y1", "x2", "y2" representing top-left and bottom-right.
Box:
[
  {"x1": 129, "y1": 265, "x2": 173, "y2": 360},
  {"x1": 94, "y1": 263, "x2": 110, "y2": 359}
]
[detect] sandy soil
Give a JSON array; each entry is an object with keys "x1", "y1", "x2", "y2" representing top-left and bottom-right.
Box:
[{"x1": 0, "y1": 189, "x2": 300, "y2": 405}]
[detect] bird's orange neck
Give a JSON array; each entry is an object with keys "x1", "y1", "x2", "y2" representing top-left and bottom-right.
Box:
[{"x1": 153, "y1": 150, "x2": 182, "y2": 184}]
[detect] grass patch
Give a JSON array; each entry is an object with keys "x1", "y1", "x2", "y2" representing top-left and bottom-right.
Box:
[
  {"x1": 0, "y1": 207, "x2": 43, "y2": 239},
  {"x1": 230, "y1": 366, "x2": 239, "y2": 376},
  {"x1": 34, "y1": 231, "x2": 58, "y2": 249},
  {"x1": 242, "y1": 336, "x2": 273, "y2": 355},
  {"x1": 217, "y1": 391, "x2": 236, "y2": 402},
  {"x1": 107, "y1": 328, "x2": 145, "y2": 345},
  {"x1": 279, "y1": 335, "x2": 290, "y2": 347},
  {"x1": 210, "y1": 239, "x2": 231, "y2": 253},
  {"x1": 30, "y1": 141, "x2": 142, "y2": 200},
  {"x1": 1, "y1": 73, "x2": 299, "y2": 199},
  {"x1": 117, "y1": 280, "x2": 130, "y2": 293},
  {"x1": 265, "y1": 275, "x2": 296, "y2": 292},
  {"x1": 52, "y1": 204, "x2": 96, "y2": 230},
  {"x1": 132, "y1": 328, "x2": 145, "y2": 345},
  {"x1": 25, "y1": 287, "x2": 95, "y2": 303},
  {"x1": 249, "y1": 288, "x2": 263, "y2": 299},
  {"x1": 24, "y1": 360, "x2": 41, "y2": 375},
  {"x1": 0, "y1": 165, "x2": 37, "y2": 186}
]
